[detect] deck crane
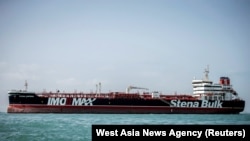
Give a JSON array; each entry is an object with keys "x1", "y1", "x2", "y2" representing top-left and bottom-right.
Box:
[{"x1": 126, "y1": 85, "x2": 149, "y2": 93}]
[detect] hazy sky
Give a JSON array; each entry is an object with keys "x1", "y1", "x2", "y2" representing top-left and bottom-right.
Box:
[{"x1": 0, "y1": 0, "x2": 249, "y2": 113}]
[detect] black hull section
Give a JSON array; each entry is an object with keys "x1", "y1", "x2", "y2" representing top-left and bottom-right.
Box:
[{"x1": 8, "y1": 93, "x2": 245, "y2": 114}]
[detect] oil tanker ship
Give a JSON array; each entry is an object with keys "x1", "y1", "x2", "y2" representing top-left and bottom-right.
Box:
[{"x1": 7, "y1": 67, "x2": 245, "y2": 114}]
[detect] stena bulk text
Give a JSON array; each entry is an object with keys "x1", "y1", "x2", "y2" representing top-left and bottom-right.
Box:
[{"x1": 170, "y1": 100, "x2": 223, "y2": 108}]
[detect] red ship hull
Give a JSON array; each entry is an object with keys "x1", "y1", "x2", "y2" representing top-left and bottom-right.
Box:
[{"x1": 7, "y1": 68, "x2": 246, "y2": 114}]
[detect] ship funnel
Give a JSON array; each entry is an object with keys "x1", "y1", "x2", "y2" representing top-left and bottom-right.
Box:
[{"x1": 220, "y1": 77, "x2": 230, "y2": 85}]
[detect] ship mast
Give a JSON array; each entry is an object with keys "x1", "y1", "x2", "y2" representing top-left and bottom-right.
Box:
[
  {"x1": 99, "y1": 82, "x2": 101, "y2": 94},
  {"x1": 95, "y1": 82, "x2": 102, "y2": 94},
  {"x1": 204, "y1": 65, "x2": 209, "y2": 81},
  {"x1": 24, "y1": 80, "x2": 28, "y2": 91}
]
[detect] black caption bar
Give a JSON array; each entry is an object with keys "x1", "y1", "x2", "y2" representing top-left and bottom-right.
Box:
[{"x1": 92, "y1": 124, "x2": 250, "y2": 141}]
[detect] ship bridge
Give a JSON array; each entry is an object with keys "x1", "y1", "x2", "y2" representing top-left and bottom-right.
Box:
[{"x1": 192, "y1": 66, "x2": 240, "y2": 101}]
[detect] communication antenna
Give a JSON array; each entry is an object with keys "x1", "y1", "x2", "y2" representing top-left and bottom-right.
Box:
[{"x1": 25, "y1": 80, "x2": 28, "y2": 91}]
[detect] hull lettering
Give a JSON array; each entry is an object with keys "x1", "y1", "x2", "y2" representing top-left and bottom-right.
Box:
[
  {"x1": 170, "y1": 100, "x2": 223, "y2": 108},
  {"x1": 47, "y1": 98, "x2": 96, "y2": 106}
]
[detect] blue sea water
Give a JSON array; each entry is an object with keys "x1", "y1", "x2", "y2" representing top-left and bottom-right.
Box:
[{"x1": 0, "y1": 113, "x2": 249, "y2": 141}]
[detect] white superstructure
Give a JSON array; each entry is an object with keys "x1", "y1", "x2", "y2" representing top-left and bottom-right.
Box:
[{"x1": 192, "y1": 66, "x2": 239, "y2": 101}]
